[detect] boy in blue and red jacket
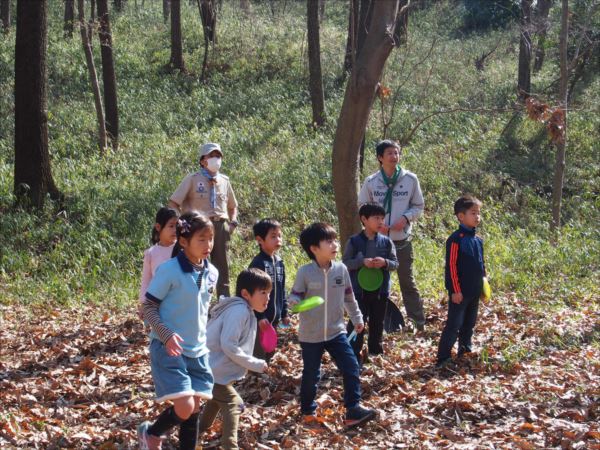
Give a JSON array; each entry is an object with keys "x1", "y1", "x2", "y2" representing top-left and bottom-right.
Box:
[{"x1": 436, "y1": 195, "x2": 487, "y2": 368}]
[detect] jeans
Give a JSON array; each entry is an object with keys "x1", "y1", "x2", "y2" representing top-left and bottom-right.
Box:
[
  {"x1": 436, "y1": 294, "x2": 479, "y2": 362},
  {"x1": 347, "y1": 290, "x2": 386, "y2": 357},
  {"x1": 300, "y1": 333, "x2": 361, "y2": 415}
]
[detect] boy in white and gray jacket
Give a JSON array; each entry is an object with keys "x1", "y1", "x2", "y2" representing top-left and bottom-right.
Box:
[
  {"x1": 289, "y1": 223, "x2": 378, "y2": 429},
  {"x1": 198, "y1": 269, "x2": 272, "y2": 449}
]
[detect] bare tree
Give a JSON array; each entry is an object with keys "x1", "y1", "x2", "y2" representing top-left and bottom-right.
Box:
[
  {"x1": 332, "y1": 0, "x2": 402, "y2": 244},
  {"x1": 533, "y1": 0, "x2": 553, "y2": 72},
  {"x1": 170, "y1": 0, "x2": 185, "y2": 71},
  {"x1": 517, "y1": 0, "x2": 533, "y2": 100},
  {"x1": 551, "y1": 0, "x2": 569, "y2": 236},
  {"x1": 307, "y1": 0, "x2": 325, "y2": 126},
  {"x1": 64, "y1": 0, "x2": 75, "y2": 37},
  {"x1": 197, "y1": 0, "x2": 216, "y2": 80},
  {"x1": 1, "y1": 0, "x2": 10, "y2": 33},
  {"x1": 78, "y1": 0, "x2": 107, "y2": 152},
  {"x1": 14, "y1": 0, "x2": 60, "y2": 208},
  {"x1": 97, "y1": 0, "x2": 119, "y2": 149}
]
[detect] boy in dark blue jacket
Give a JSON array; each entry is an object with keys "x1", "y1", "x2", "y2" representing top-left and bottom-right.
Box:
[
  {"x1": 436, "y1": 195, "x2": 487, "y2": 368},
  {"x1": 249, "y1": 219, "x2": 288, "y2": 359},
  {"x1": 343, "y1": 203, "x2": 399, "y2": 362}
]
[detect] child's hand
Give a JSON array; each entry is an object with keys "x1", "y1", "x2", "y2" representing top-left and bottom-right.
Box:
[
  {"x1": 451, "y1": 292, "x2": 463, "y2": 304},
  {"x1": 258, "y1": 319, "x2": 269, "y2": 331},
  {"x1": 354, "y1": 323, "x2": 365, "y2": 334},
  {"x1": 166, "y1": 334, "x2": 184, "y2": 356},
  {"x1": 281, "y1": 316, "x2": 290, "y2": 325},
  {"x1": 264, "y1": 363, "x2": 276, "y2": 376},
  {"x1": 363, "y1": 258, "x2": 374, "y2": 268},
  {"x1": 372, "y1": 257, "x2": 387, "y2": 268}
]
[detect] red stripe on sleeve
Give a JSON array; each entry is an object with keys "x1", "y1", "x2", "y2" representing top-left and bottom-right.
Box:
[{"x1": 450, "y1": 242, "x2": 461, "y2": 293}]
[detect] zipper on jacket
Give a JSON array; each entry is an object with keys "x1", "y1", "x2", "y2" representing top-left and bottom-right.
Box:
[
  {"x1": 323, "y1": 267, "x2": 328, "y2": 342},
  {"x1": 271, "y1": 256, "x2": 277, "y2": 324}
]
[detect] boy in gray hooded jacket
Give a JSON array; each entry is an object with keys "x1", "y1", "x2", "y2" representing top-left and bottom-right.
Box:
[
  {"x1": 198, "y1": 269, "x2": 272, "y2": 449},
  {"x1": 289, "y1": 223, "x2": 378, "y2": 429}
]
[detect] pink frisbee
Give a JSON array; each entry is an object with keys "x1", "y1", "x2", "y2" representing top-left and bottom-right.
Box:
[{"x1": 260, "y1": 322, "x2": 278, "y2": 353}]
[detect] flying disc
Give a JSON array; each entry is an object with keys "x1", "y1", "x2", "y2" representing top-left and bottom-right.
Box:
[
  {"x1": 260, "y1": 322, "x2": 278, "y2": 353},
  {"x1": 357, "y1": 267, "x2": 384, "y2": 291},
  {"x1": 481, "y1": 278, "x2": 492, "y2": 301},
  {"x1": 290, "y1": 296, "x2": 325, "y2": 313}
]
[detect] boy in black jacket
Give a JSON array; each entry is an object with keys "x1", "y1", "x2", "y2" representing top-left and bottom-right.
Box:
[
  {"x1": 436, "y1": 195, "x2": 487, "y2": 368},
  {"x1": 249, "y1": 219, "x2": 289, "y2": 360}
]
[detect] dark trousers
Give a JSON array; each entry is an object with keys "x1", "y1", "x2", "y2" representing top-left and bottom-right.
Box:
[
  {"x1": 394, "y1": 240, "x2": 426, "y2": 325},
  {"x1": 347, "y1": 290, "x2": 386, "y2": 357},
  {"x1": 300, "y1": 333, "x2": 361, "y2": 415},
  {"x1": 436, "y1": 294, "x2": 480, "y2": 362},
  {"x1": 211, "y1": 220, "x2": 231, "y2": 297}
]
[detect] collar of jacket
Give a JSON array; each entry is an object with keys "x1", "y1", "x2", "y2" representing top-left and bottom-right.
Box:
[
  {"x1": 459, "y1": 223, "x2": 477, "y2": 235},
  {"x1": 176, "y1": 251, "x2": 208, "y2": 273}
]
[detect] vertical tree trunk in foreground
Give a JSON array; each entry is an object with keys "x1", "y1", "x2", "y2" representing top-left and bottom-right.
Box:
[
  {"x1": 332, "y1": 0, "x2": 400, "y2": 244},
  {"x1": 97, "y1": 0, "x2": 119, "y2": 149},
  {"x1": 14, "y1": 0, "x2": 60, "y2": 208},
  {"x1": 307, "y1": 0, "x2": 325, "y2": 126}
]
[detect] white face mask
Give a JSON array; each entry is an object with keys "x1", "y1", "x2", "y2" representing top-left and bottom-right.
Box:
[{"x1": 206, "y1": 157, "x2": 222, "y2": 172}]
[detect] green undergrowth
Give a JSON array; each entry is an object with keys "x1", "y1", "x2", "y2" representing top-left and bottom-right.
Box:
[{"x1": 0, "y1": 1, "x2": 598, "y2": 325}]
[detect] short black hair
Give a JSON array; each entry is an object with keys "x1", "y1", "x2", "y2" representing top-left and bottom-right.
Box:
[
  {"x1": 253, "y1": 218, "x2": 282, "y2": 239},
  {"x1": 454, "y1": 195, "x2": 482, "y2": 215},
  {"x1": 359, "y1": 203, "x2": 386, "y2": 219},
  {"x1": 375, "y1": 139, "x2": 401, "y2": 159},
  {"x1": 299, "y1": 222, "x2": 337, "y2": 260},
  {"x1": 235, "y1": 268, "x2": 273, "y2": 297}
]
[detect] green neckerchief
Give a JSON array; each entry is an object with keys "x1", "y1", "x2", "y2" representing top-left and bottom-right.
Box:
[{"x1": 380, "y1": 165, "x2": 401, "y2": 215}]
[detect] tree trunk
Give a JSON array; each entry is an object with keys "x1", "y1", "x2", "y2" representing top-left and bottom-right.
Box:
[
  {"x1": 78, "y1": 0, "x2": 107, "y2": 152},
  {"x1": 163, "y1": 0, "x2": 170, "y2": 23},
  {"x1": 533, "y1": 0, "x2": 552, "y2": 73},
  {"x1": 343, "y1": 0, "x2": 359, "y2": 75},
  {"x1": 64, "y1": 0, "x2": 75, "y2": 38},
  {"x1": 113, "y1": 0, "x2": 123, "y2": 11},
  {"x1": 307, "y1": 0, "x2": 325, "y2": 126},
  {"x1": 14, "y1": 0, "x2": 59, "y2": 208},
  {"x1": 170, "y1": 0, "x2": 185, "y2": 70},
  {"x1": 1, "y1": 0, "x2": 9, "y2": 33},
  {"x1": 97, "y1": 0, "x2": 119, "y2": 149},
  {"x1": 551, "y1": 0, "x2": 568, "y2": 236},
  {"x1": 332, "y1": 0, "x2": 400, "y2": 244},
  {"x1": 517, "y1": 0, "x2": 532, "y2": 100},
  {"x1": 88, "y1": 0, "x2": 95, "y2": 42},
  {"x1": 198, "y1": 0, "x2": 216, "y2": 44},
  {"x1": 357, "y1": 0, "x2": 372, "y2": 54},
  {"x1": 393, "y1": 0, "x2": 409, "y2": 46}
]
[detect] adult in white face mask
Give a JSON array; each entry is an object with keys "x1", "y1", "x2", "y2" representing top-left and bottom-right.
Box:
[{"x1": 169, "y1": 142, "x2": 239, "y2": 297}]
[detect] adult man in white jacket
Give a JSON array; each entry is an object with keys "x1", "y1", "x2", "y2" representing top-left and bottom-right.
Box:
[{"x1": 358, "y1": 140, "x2": 426, "y2": 330}]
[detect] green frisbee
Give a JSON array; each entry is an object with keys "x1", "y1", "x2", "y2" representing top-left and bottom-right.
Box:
[
  {"x1": 291, "y1": 296, "x2": 325, "y2": 313},
  {"x1": 357, "y1": 267, "x2": 384, "y2": 291}
]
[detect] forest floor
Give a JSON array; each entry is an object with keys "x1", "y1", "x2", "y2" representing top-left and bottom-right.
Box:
[{"x1": 1, "y1": 295, "x2": 598, "y2": 449}]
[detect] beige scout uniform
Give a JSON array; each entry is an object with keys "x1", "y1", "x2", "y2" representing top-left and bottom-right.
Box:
[{"x1": 170, "y1": 171, "x2": 238, "y2": 297}]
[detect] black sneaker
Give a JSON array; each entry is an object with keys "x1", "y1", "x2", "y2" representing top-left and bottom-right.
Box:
[
  {"x1": 457, "y1": 345, "x2": 472, "y2": 358},
  {"x1": 344, "y1": 405, "x2": 377, "y2": 429},
  {"x1": 435, "y1": 358, "x2": 452, "y2": 369}
]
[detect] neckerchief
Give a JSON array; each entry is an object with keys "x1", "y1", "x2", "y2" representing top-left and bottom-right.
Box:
[
  {"x1": 200, "y1": 168, "x2": 218, "y2": 209},
  {"x1": 380, "y1": 165, "x2": 401, "y2": 215}
]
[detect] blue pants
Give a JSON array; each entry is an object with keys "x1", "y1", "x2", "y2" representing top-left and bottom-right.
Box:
[
  {"x1": 436, "y1": 294, "x2": 479, "y2": 362},
  {"x1": 300, "y1": 333, "x2": 361, "y2": 415}
]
